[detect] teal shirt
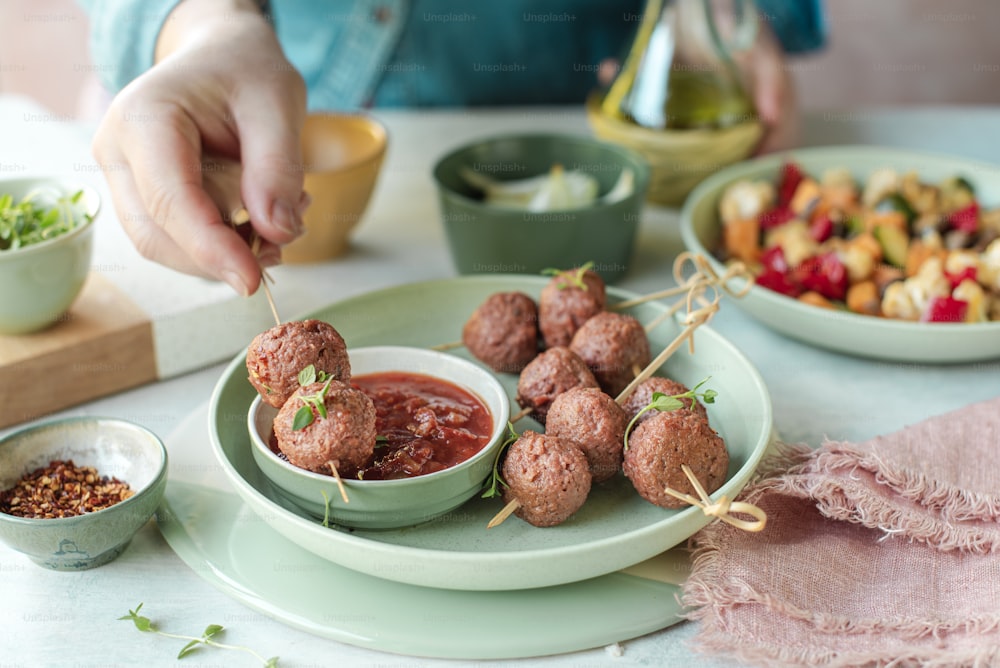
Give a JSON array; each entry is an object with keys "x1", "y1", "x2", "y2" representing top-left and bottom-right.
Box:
[{"x1": 78, "y1": 0, "x2": 825, "y2": 111}]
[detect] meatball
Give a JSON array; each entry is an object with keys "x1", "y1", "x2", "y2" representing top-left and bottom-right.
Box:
[
  {"x1": 247, "y1": 319, "x2": 351, "y2": 408},
  {"x1": 620, "y1": 376, "x2": 709, "y2": 424},
  {"x1": 538, "y1": 268, "x2": 606, "y2": 348},
  {"x1": 623, "y1": 410, "x2": 729, "y2": 509},
  {"x1": 545, "y1": 387, "x2": 627, "y2": 483},
  {"x1": 273, "y1": 380, "x2": 376, "y2": 475},
  {"x1": 501, "y1": 430, "x2": 592, "y2": 527},
  {"x1": 462, "y1": 291, "x2": 539, "y2": 373},
  {"x1": 515, "y1": 347, "x2": 599, "y2": 425},
  {"x1": 569, "y1": 311, "x2": 651, "y2": 397}
]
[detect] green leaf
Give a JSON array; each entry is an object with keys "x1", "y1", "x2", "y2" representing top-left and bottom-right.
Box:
[
  {"x1": 292, "y1": 405, "x2": 314, "y2": 431},
  {"x1": 202, "y1": 624, "x2": 224, "y2": 639},
  {"x1": 119, "y1": 604, "x2": 156, "y2": 633},
  {"x1": 540, "y1": 261, "x2": 594, "y2": 290},
  {"x1": 177, "y1": 639, "x2": 202, "y2": 659},
  {"x1": 265, "y1": 658, "x2": 280, "y2": 668},
  {"x1": 482, "y1": 423, "x2": 518, "y2": 498},
  {"x1": 297, "y1": 365, "x2": 317, "y2": 386}
]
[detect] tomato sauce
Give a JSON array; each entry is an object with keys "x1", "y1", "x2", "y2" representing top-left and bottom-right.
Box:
[{"x1": 350, "y1": 371, "x2": 493, "y2": 480}]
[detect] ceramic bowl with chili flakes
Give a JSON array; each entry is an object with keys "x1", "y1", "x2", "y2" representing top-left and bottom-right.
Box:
[
  {"x1": 247, "y1": 346, "x2": 510, "y2": 530},
  {"x1": 0, "y1": 417, "x2": 167, "y2": 570}
]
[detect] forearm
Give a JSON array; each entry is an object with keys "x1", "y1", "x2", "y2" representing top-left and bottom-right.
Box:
[{"x1": 754, "y1": 0, "x2": 827, "y2": 54}]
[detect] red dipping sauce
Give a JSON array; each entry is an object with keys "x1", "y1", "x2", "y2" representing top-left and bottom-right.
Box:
[{"x1": 352, "y1": 371, "x2": 493, "y2": 480}]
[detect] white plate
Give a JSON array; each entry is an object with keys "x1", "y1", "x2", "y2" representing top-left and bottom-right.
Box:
[
  {"x1": 680, "y1": 145, "x2": 1000, "y2": 363},
  {"x1": 207, "y1": 276, "x2": 773, "y2": 591}
]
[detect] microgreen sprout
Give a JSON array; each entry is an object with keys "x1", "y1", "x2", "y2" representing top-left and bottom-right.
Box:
[
  {"x1": 481, "y1": 423, "x2": 519, "y2": 499},
  {"x1": 119, "y1": 603, "x2": 278, "y2": 667},
  {"x1": 622, "y1": 378, "x2": 718, "y2": 450},
  {"x1": 320, "y1": 489, "x2": 331, "y2": 528},
  {"x1": 541, "y1": 260, "x2": 595, "y2": 290},
  {"x1": 292, "y1": 376, "x2": 336, "y2": 430},
  {"x1": 0, "y1": 188, "x2": 91, "y2": 251}
]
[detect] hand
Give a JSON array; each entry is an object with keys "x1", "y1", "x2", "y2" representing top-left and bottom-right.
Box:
[
  {"x1": 91, "y1": 0, "x2": 308, "y2": 295},
  {"x1": 746, "y1": 21, "x2": 800, "y2": 155}
]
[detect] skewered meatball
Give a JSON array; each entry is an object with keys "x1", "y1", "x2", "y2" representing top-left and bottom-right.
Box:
[
  {"x1": 569, "y1": 311, "x2": 651, "y2": 397},
  {"x1": 501, "y1": 430, "x2": 592, "y2": 527},
  {"x1": 462, "y1": 291, "x2": 539, "y2": 373},
  {"x1": 516, "y1": 346, "x2": 599, "y2": 425},
  {"x1": 623, "y1": 410, "x2": 728, "y2": 509},
  {"x1": 247, "y1": 319, "x2": 351, "y2": 408},
  {"x1": 538, "y1": 268, "x2": 607, "y2": 348},
  {"x1": 273, "y1": 380, "x2": 376, "y2": 475},
  {"x1": 620, "y1": 376, "x2": 709, "y2": 424},
  {"x1": 545, "y1": 387, "x2": 627, "y2": 483}
]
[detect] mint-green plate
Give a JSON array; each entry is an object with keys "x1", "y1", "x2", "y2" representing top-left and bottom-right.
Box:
[
  {"x1": 159, "y1": 403, "x2": 687, "y2": 659},
  {"x1": 204, "y1": 277, "x2": 772, "y2": 592}
]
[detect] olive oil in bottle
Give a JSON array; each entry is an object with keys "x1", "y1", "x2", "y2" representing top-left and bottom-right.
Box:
[{"x1": 601, "y1": 0, "x2": 756, "y2": 130}]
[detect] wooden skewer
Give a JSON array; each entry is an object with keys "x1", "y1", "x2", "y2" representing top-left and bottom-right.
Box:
[
  {"x1": 327, "y1": 461, "x2": 350, "y2": 504},
  {"x1": 231, "y1": 207, "x2": 281, "y2": 327},
  {"x1": 429, "y1": 341, "x2": 464, "y2": 351},
  {"x1": 487, "y1": 499, "x2": 520, "y2": 529},
  {"x1": 662, "y1": 465, "x2": 766, "y2": 532}
]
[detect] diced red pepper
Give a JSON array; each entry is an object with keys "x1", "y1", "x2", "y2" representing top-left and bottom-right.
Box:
[
  {"x1": 759, "y1": 206, "x2": 795, "y2": 230},
  {"x1": 777, "y1": 161, "x2": 805, "y2": 208},
  {"x1": 921, "y1": 295, "x2": 968, "y2": 323},
  {"x1": 760, "y1": 245, "x2": 790, "y2": 274},
  {"x1": 756, "y1": 267, "x2": 801, "y2": 298},
  {"x1": 791, "y1": 252, "x2": 849, "y2": 302},
  {"x1": 944, "y1": 266, "x2": 978, "y2": 289},
  {"x1": 946, "y1": 203, "x2": 979, "y2": 234},
  {"x1": 809, "y1": 214, "x2": 834, "y2": 242}
]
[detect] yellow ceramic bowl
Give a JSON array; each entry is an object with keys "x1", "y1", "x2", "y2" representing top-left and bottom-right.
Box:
[{"x1": 282, "y1": 113, "x2": 388, "y2": 263}]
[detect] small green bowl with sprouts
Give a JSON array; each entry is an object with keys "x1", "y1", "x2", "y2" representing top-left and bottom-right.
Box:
[{"x1": 0, "y1": 178, "x2": 100, "y2": 335}]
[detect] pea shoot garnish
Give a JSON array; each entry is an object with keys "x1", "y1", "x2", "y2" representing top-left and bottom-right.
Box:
[
  {"x1": 623, "y1": 378, "x2": 718, "y2": 450},
  {"x1": 481, "y1": 422, "x2": 519, "y2": 499},
  {"x1": 541, "y1": 261, "x2": 595, "y2": 290},
  {"x1": 0, "y1": 188, "x2": 91, "y2": 251},
  {"x1": 119, "y1": 603, "x2": 278, "y2": 666}
]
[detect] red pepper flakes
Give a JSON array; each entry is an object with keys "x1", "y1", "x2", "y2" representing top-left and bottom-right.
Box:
[{"x1": 0, "y1": 459, "x2": 134, "y2": 519}]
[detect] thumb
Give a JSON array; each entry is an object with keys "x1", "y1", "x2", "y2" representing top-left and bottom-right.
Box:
[{"x1": 234, "y1": 88, "x2": 307, "y2": 245}]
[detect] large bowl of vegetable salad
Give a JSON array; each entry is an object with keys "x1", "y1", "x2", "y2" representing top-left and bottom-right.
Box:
[
  {"x1": 0, "y1": 178, "x2": 100, "y2": 335},
  {"x1": 680, "y1": 145, "x2": 1000, "y2": 363}
]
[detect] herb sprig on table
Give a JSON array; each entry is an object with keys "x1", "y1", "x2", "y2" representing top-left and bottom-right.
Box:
[
  {"x1": 120, "y1": 603, "x2": 279, "y2": 666},
  {"x1": 0, "y1": 188, "x2": 91, "y2": 251}
]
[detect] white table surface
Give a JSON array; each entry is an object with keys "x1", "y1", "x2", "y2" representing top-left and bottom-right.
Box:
[{"x1": 1, "y1": 97, "x2": 998, "y2": 667}]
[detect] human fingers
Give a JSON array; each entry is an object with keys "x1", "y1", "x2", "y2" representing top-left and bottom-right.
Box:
[
  {"x1": 106, "y1": 104, "x2": 264, "y2": 295},
  {"x1": 98, "y1": 150, "x2": 210, "y2": 278},
  {"x1": 749, "y1": 25, "x2": 799, "y2": 155},
  {"x1": 232, "y1": 64, "x2": 308, "y2": 247}
]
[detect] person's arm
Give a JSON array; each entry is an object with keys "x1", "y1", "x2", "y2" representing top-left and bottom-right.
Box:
[
  {"x1": 84, "y1": 0, "x2": 307, "y2": 295},
  {"x1": 77, "y1": 0, "x2": 184, "y2": 94},
  {"x1": 754, "y1": 0, "x2": 827, "y2": 54}
]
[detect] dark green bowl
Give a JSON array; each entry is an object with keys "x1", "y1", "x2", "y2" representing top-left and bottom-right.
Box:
[{"x1": 432, "y1": 133, "x2": 650, "y2": 283}]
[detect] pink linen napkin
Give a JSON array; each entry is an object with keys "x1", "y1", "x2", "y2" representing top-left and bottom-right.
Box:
[{"x1": 682, "y1": 396, "x2": 1000, "y2": 667}]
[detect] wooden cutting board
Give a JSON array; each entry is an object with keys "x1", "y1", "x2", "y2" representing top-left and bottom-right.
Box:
[{"x1": 0, "y1": 272, "x2": 157, "y2": 429}]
